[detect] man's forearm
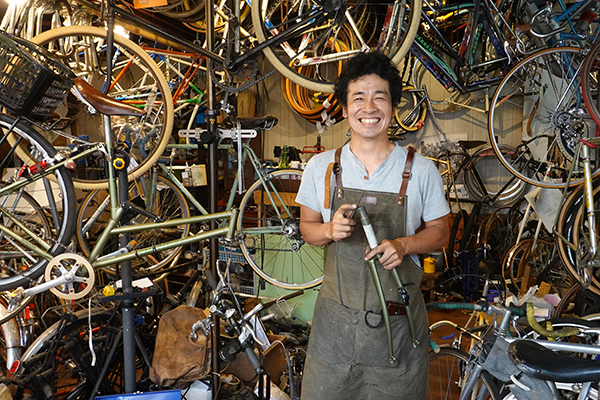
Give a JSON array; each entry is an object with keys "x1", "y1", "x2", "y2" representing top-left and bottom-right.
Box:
[
  {"x1": 394, "y1": 223, "x2": 449, "y2": 257},
  {"x1": 300, "y1": 221, "x2": 333, "y2": 247}
]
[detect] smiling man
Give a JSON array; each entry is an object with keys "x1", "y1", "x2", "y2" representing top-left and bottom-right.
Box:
[{"x1": 296, "y1": 52, "x2": 450, "y2": 399}]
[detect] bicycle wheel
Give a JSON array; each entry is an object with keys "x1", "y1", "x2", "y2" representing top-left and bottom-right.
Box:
[
  {"x1": 556, "y1": 178, "x2": 600, "y2": 295},
  {"x1": 18, "y1": 310, "x2": 154, "y2": 399},
  {"x1": 428, "y1": 347, "x2": 501, "y2": 400},
  {"x1": 411, "y1": 55, "x2": 472, "y2": 114},
  {"x1": 463, "y1": 145, "x2": 528, "y2": 207},
  {"x1": 394, "y1": 85, "x2": 427, "y2": 132},
  {"x1": 503, "y1": 238, "x2": 565, "y2": 294},
  {"x1": 448, "y1": 210, "x2": 469, "y2": 272},
  {"x1": 251, "y1": 0, "x2": 421, "y2": 93},
  {"x1": 30, "y1": 26, "x2": 174, "y2": 191},
  {"x1": 237, "y1": 169, "x2": 324, "y2": 289},
  {"x1": 581, "y1": 23, "x2": 600, "y2": 127},
  {"x1": 0, "y1": 113, "x2": 76, "y2": 292},
  {"x1": 489, "y1": 46, "x2": 599, "y2": 188},
  {"x1": 480, "y1": 206, "x2": 520, "y2": 263},
  {"x1": 76, "y1": 173, "x2": 190, "y2": 273}
]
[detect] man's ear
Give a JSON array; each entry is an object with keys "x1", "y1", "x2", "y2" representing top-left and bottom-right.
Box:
[{"x1": 342, "y1": 105, "x2": 347, "y2": 118}]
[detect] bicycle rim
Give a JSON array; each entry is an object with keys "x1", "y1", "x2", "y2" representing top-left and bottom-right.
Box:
[
  {"x1": 448, "y1": 210, "x2": 469, "y2": 272},
  {"x1": 238, "y1": 169, "x2": 324, "y2": 289},
  {"x1": 394, "y1": 85, "x2": 427, "y2": 132},
  {"x1": 30, "y1": 26, "x2": 174, "y2": 190},
  {"x1": 18, "y1": 310, "x2": 153, "y2": 398},
  {"x1": 428, "y1": 347, "x2": 501, "y2": 400},
  {"x1": 252, "y1": 0, "x2": 421, "y2": 93},
  {"x1": 555, "y1": 178, "x2": 600, "y2": 296},
  {"x1": 463, "y1": 145, "x2": 528, "y2": 207},
  {"x1": 0, "y1": 113, "x2": 76, "y2": 292},
  {"x1": 489, "y1": 47, "x2": 600, "y2": 188}
]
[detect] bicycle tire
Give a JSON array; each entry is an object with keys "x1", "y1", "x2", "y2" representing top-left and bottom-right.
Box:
[
  {"x1": 488, "y1": 46, "x2": 599, "y2": 188},
  {"x1": 0, "y1": 113, "x2": 76, "y2": 292},
  {"x1": 18, "y1": 310, "x2": 153, "y2": 398},
  {"x1": 463, "y1": 145, "x2": 528, "y2": 207},
  {"x1": 29, "y1": 26, "x2": 174, "y2": 191},
  {"x1": 480, "y1": 206, "x2": 519, "y2": 262},
  {"x1": 556, "y1": 178, "x2": 600, "y2": 296},
  {"x1": 581, "y1": 27, "x2": 600, "y2": 127},
  {"x1": 448, "y1": 210, "x2": 469, "y2": 272},
  {"x1": 503, "y1": 238, "x2": 563, "y2": 295},
  {"x1": 553, "y1": 282, "x2": 583, "y2": 318},
  {"x1": 76, "y1": 173, "x2": 191, "y2": 273},
  {"x1": 237, "y1": 169, "x2": 325, "y2": 289},
  {"x1": 428, "y1": 347, "x2": 501, "y2": 400},
  {"x1": 394, "y1": 85, "x2": 427, "y2": 132},
  {"x1": 460, "y1": 203, "x2": 481, "y2": 252},
  {"x1": 251, "y1": 0, "x2": 421, "y2": 93}
]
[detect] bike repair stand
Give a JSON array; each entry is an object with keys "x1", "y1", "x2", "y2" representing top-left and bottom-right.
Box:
[{"x1": 98, "y1": 0, "x2": 154, "y2": 392}]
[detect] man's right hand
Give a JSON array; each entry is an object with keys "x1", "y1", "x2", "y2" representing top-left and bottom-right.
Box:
[{"x1": 328, "y1": 203, "x2": 357, "y2": 242}]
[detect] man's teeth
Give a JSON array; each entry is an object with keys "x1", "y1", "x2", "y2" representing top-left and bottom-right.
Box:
[{"x1": 361, "y1": 118, "x2": 379, "y2": 123}]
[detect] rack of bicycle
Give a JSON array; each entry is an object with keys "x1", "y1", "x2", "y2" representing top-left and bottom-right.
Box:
[{"x1": 4, "y1": 0, "x2": 600, "y2": 398}]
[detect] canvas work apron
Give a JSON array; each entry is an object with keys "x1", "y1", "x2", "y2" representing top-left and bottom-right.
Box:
[{"x1": 301, "y1": 147, "x2": 428, "y2": 400}]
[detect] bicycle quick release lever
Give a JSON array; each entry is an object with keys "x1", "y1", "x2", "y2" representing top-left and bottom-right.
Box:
[{"x1": 354, "y1": 206, "x2": 420, "y2": 352}]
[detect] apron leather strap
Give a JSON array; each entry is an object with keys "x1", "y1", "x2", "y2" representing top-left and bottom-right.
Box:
[
  {"x1": 324, "y1": 147, "x2": 344, "y2": 209},
  {"x1": 324, "y1": 162, "x2": 335, "y2": 209},
  {"x1": 334, "y1": 147, "x2": 343, "y2": 199},
  {"x1": 398, "y1": 146, "x2": 415, "y2": 206}
]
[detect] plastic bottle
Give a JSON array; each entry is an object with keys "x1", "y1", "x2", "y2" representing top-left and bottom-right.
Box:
[{"x1": 280, "y1": 145, "x2": 290, "y2": 168}]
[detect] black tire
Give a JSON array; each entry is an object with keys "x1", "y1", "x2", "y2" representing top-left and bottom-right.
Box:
[
  {"x1": 428, "y1": 347, "x2": 501, "y2": 400},
  {"x1": 0, "y1": 113, "x2": 76, "y2": 291},
  {"x1": 448, "y1": 210, "x2": 469, "y2": 271}
]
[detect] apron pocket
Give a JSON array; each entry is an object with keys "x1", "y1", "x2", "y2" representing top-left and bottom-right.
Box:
[{"x1": 307, "y1": 297, "x2": 358, "y2": 365}]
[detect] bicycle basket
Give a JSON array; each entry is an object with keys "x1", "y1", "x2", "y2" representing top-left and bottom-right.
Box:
[{"x1": 0, "y1": 30, "x2": 75, "y2": 120}]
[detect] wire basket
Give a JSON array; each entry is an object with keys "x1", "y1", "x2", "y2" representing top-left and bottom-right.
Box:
[
  {"x1": 0, "y1": 30, "x2": 75, "y2": 120},
  {"x1": 218, "y1": 245, "x2": 249, "y2": 265}
]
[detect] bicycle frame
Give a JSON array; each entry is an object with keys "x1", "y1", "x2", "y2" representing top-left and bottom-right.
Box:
[
  {"x1": 74, "y1": 0, "x2": 341, "y2": 73},
  {"x1": 0, "y1": 116, "x2": 244, "y2": 270},
  {"x1": 412, "y1": 0, "x2": 511, "y2": 96}
]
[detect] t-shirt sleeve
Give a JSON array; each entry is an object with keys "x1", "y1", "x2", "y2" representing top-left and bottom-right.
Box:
[
  {"x1": 296, "y1": 157, "x2": 322, "y2": 214},
  {"x1": 419, "y1": 157, "x2": 451, "y2": 222}
]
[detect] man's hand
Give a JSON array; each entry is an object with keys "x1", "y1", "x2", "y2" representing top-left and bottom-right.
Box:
[
  {"x1": 328, "y1": 203, "x2": 357, "y2": 242},
  {"x1": 365, "y1": 239, "x2": 407, "y2": 270}
]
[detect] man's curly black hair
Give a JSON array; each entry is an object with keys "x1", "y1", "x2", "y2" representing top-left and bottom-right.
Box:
[{"x1": 334, "y1": 51, "x2": 403, "y2": 107}]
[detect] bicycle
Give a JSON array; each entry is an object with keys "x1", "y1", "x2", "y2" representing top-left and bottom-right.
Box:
[
  {"x1": 488, "y1": 45, "x2": 599, "y2": 189},
  {"x1": 457, "y1": 302, "x2": 600, "y2": 400},
  {"x1": 411, "y1": 0, "x2": 600, "y2": 114},
  {"x1": 3, "y1": 0, "x2": 422, "y2": 94},
  {"x1": 0, "y1": 28, "x2": 327, "y2": 296}
]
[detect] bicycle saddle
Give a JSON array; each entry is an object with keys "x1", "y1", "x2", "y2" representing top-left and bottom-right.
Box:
[
  {"x1": 458, "y1": 140, "x2": 487, "y2": 150},
  {"x1": 222, "y1": 116, "x2": 278, "y2": 131},
  {"x1": 73, "y1": 78, "x2": 146, "y2": 117},
  {"x1": 509, "y1": 339, "x2": 600, "y2": 383}
]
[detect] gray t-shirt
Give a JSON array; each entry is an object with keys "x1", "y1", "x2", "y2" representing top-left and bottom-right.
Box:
[{"x1": 296, "y1": 143, "x2": 450, "y2": 259}]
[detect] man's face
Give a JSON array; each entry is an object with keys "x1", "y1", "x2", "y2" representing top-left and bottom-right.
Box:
[{"x1": 342, "y1": 73, "x2": 393, "y2": 141}]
